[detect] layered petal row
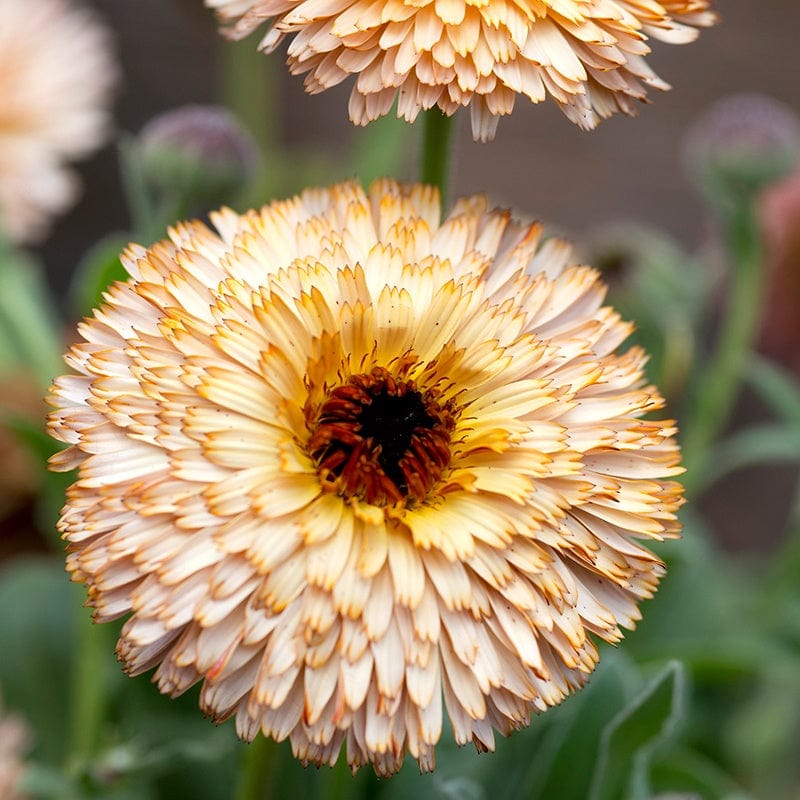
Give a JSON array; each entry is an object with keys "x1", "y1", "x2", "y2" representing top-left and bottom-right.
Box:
[{"x1": 207, "y1": 0, "x2": 716, "y2": 140}]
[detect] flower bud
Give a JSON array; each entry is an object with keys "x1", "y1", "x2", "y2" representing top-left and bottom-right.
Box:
[
  {"x1": 684, "y1": 93, "x2": 800, "y2": 216},
  {"x1": 137, "y1": 105, "x2": 260, "y2": 211}
]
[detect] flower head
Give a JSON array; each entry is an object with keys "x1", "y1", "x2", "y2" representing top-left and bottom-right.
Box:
[
  {"x1": 48, "y1": 180, "x2": 683, "y2": 775},
  {"x1": 0, "y1": 0, "x2": 116, "y2": 244},
  {"x1": 207, "y1": 0, "x2": 716, "y2": 141}
]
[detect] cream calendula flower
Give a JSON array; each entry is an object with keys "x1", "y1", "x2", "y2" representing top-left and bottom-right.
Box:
[
  {"x1": 48, "y1": 179, "x2": 683, "y2": 775},
  {"x1": 0, "y1": 0, "x2": 115, "y2": 244},
  {"x1": 206, "y1": 0, "x2": 716, "y2": 141}
]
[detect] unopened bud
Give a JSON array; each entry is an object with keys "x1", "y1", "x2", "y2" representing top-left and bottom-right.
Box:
[
  {"x1": 684, "y1": 93, "x2": 800, "y2": 215},
  {"x1": 137, "y1": 104, "x2": 260, "y2": 210}
]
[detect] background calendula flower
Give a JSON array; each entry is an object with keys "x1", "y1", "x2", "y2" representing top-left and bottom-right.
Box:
[
  {"x1": 48, "y1": 179, "x2": 682, "y2": 775},
  {"x1": 206, "y1": 0, "x2": 716, "y2": 141},
  {"x1": 0, "y1": 0, "x2": 116, "y2": 245}
]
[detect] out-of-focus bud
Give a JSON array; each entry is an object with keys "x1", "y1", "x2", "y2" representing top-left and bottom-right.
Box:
[
  {"x1": 759, "y1": 170, "x2": 800, "y2": 373},
  {"x1": 684, "y1": 94, "x2": 800, "y2": 217},
  {"x1": 137, "y1": 105, "x2": 260, "y2": 212}
]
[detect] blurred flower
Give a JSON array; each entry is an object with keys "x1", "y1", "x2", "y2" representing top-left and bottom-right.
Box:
[
  {"x1": 207, "y1": 0, "x2": 716, "y2": 141},
  {"x1": 137, "y1": 105, "x2": 260, "y2": 212},
  {"x1": 0, "y1": 0, "x2": 116, "y2": 245},
  {"x1": 685, "y1": 93, "x2": 800, "y2": 216},
  {"x1": 48, "y1": 180, "x2": 683, "y2": 775},
  {"x1": 759, "y1": 169, "x2": 800, "y2": 373},
  {"x1": 0, "y1": 702, "x2": 30, "y2": 800}
]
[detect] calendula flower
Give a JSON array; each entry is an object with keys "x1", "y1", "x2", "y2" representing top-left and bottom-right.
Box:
[
  {"x1": 0, "y1": 0, "x2": 115, "y2": 244},
  {"x1": 48, "y1": 180, "x2": 683, "y2": 775},
  {"x1": 206, "y1": 0, "x2": 716, "y2": 141}
]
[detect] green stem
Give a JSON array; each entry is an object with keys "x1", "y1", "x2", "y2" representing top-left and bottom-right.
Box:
[
  {"x1": 0, "y1": 250, "x2": 63, "y2": 390},
  {"x1": 347, "y1": 109, "x2": 410, "y2": 188},
  {"x1": 681, "y1": 204, "x2": 763, "y2": 494},
  {"x1": 220, "y1": 39, "x2": 280, "y2": 199},
  {"x1": 67, "y1": 603, "x2": 109, "y2": 771},
  {"x1": 118, "y1": 137, "x2": 158, "y2": 242},
  {"x1": 234, "y1": 736, "x2": 278, "y2": 800},
  {"x1": 329, "y1": 754, "x2": 359, "y2": 800},
  {"x1": 420, "y1": 109, "x2": 455, "y2": 205}
]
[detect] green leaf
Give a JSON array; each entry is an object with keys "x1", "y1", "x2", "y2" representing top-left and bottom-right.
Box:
[
  {"x1": 623, "y1": 521, "x2": 735, "y2": 664},
  {"x1": 0, "y1": 558, "x2": 76, "y2": 766},
  {"x1": 0, "y1": 249, "x2": 63, "y2": 389},
  {"x1": 746, "y1": 355, "x2": 800, "y2": 429},
  {"x1": 723, "y1": 678, "x2": 800, "y2": 798},
  {"x1": 345, "y1": 107, "x2": 411, "y2": 187},
  {"x1": 589, "y1": 661, "x2": 687, "y2": 800},
  {"x1": 515, "y1": 654, "x2": 636, "y2": 800},
  {"x1": 103, "y1": 679, "x2": 241, "y2": 800},
  {"x1": 650, "y1": 747, "x2": 755, "y2": 800},
  {"x1": 694, "y1": 423, "x2": 800, "y2": 493}
]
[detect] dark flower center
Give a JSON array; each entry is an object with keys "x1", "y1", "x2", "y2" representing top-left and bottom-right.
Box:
[{"x1": 308, "y1": 367, "x2": 455, "y2": 506}]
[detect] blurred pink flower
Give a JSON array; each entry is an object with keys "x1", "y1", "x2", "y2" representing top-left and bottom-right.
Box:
[{"x1": 760, "y1": 170, "x2": 800, "y2": 372}]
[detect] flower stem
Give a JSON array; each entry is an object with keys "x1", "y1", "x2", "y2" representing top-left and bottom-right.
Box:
[
  {"x1": 220, "y1": 38, "x2": 280, "y2": 199},
  {"x1": 681, "y1": 204, "x2": 763, "y2": 494},
  {"x1": 67, "y1": 603, "x2": 109, "y2": 771},
  {"x1": 118, "y1": 136, "x2": 158, "y2": 242},
  {"x1": 420, "y1": 109, "x2": 455, "y2": 206},
  {"x1": 329, "y1": 754, "x2": 356, "y2": 800},
  {"x1": 234, "y1": 736, "x2": 278, "y2": 800}
]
